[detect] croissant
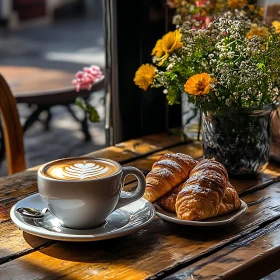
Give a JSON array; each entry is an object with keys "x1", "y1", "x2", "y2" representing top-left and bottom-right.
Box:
[
  {"x1": 218, "y1": 182, "x2": 241, "y2": 215},
  {"x1": 157, "y1": 183, "x2": 184, "y2": 212},
  {"x1": 143, "y1": 153, "x2": 198, "y2": 202},
  {"x1": 176, "y1": 158, "x2": 228, "y2": 220},
  {"x1": 158, "y1": 181, "x2": 241, "y2": 216},
  {"x1": 189, "y1": 158, "x2": 229, "y2": 182}
]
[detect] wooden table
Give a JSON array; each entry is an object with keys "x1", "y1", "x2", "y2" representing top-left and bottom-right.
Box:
[
  {"x1": 0, "y1": 66, "x2": 104, "y2": 140},
  {"x1": 0, "y1": 132, "x2": 280, "y2": 280}
]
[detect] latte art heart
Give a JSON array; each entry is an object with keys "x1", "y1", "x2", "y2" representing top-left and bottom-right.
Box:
[
  {"x1": 61, "y1": 163, "x2": 109, "y2": 180},
  {"x1": 43, "y1": 159, "x2": 119, "y2": 180}
]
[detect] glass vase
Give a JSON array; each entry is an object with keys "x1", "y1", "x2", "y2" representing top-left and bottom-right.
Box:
[
  {"x1": 182, "y1": 93, "x2": 201, "y2": 140},
  {"x1": 202, "y1": 106, "x2": 274, "y2": 177}
]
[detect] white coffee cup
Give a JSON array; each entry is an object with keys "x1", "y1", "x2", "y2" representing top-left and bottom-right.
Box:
[{"x1": 37, "y1": 157, "x2": 146, "y2": 229}]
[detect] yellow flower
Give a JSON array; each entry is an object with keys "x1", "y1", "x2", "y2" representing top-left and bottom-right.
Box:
[
  {"x1": 258, "y1": 7, "x2": 264, "y2": 17},
  {"x1": 152, "y1": 39, "x2": 164, "y2": 58},
  {"x1": 248, "y1": 5, "x2": 264, "y2": 18},
  {"x1": 184, "y1": 73, "x2": 215, "y2": 95},
  {"x1": 248, "y1": 4, "x2": 254, "y2": 11},
  {"x1": 153, "y1": 30, "x2": 183, "y2": 66},
  {"x1": 227, "y1": 0, "x2": 247, "y2": 9},
  {"x1": 272, "y1": 20, "x2": 280, "y2": 34},
  {"x1": 134, "y1": 64, "x2": 156, "y2": 91},
  {"x1": 162, "y1": 29, "x2": 183, "y2": 53},
  {"x1": 246, "y1": 24, "x2": 269, "y2": 39}
]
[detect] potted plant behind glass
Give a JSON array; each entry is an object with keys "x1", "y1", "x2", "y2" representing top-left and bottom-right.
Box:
[
  {"x1": 72, "y1": 65, "x2": 104, "y2": 123},
  {"x1": 134, "y1": 10, "x2": 280, "y2": 177}
]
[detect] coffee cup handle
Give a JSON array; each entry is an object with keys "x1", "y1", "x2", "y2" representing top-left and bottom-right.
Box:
[{"x1": 114, "y1": 166, "x2": 146, "y2": 210}]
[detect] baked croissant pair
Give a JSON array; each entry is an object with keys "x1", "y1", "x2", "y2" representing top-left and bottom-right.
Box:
[{"x1": 143, "y1": 153, "x2": 241, "y2": 221}]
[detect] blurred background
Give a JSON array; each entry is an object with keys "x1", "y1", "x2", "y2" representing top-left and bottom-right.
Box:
[{"x1": 0, "y1": 0, "x2": 105, "y2": 175}]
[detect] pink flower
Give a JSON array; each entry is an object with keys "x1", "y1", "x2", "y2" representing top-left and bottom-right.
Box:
[
  {"x1": 72, "y1": 65, "x2": 104, "y2": 92},
  {"x1": 166, "y1": 0, "x2": 176, "y2": 8},
  {"x1": 195, "y1": 0, "x2": 206, "y2": 7},
  {"x1": 192, "y1": 15, "x2": 213, "y2": 29}
]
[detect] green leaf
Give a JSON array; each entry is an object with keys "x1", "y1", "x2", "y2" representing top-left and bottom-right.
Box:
[
  {"x1": 258, "y1": 63, "x2": 264, "y2": 69},
  {"x1": 75, "y1": 97, "x2": 100, "y2": 123},
  {"x1": 87, "y1": 104, "x2": 100, "y2": 123},
  {"x1": 75, "y1": 97, "x2": 86, "y2": 109}
]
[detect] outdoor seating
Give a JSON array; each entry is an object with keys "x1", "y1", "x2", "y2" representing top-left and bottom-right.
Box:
[{"x1": 0, "y1": 66, "x2": 104, "y2": 141}]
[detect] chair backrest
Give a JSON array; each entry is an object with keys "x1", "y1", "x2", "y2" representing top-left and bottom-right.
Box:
[{"x1": 0, "y1": 74, "x2": 26, "y2": 175}]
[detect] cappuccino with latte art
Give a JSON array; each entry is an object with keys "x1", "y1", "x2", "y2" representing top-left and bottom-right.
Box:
[
  {"x1": 42, "y1": 158, "x2": 119, "y2": 181},
  {"x1": 38, "y1": 156, "x2": 146, "y2": 229}
]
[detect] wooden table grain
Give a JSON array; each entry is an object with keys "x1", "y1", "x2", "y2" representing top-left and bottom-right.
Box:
[{"x1": 0, "y1": 132, "x2": 280, "y2": 280}]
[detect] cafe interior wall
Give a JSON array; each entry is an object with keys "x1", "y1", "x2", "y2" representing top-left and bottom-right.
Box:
[{"x1": 104, "y1": 0, "x2": 182, "y2": 145}]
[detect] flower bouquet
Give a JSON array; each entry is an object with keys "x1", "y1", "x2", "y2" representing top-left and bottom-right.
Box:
[{"x1": 134, "y1": 10, "x2": 280, "y2": 176}]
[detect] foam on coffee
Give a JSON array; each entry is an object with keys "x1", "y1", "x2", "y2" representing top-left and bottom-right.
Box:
[{"x1": 42, "y1": 158, "x2": 119, "y2": 180}]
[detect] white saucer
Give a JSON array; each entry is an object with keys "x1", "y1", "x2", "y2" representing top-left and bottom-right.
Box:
[
  {"x1": 155, "y1": 200, "x2": 248, "y2": 227},
  {"x1": 10, "y1": 193, "x2": 155, "y2": 242}
]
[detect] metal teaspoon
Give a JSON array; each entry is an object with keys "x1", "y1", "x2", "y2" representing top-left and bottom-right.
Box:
[{"x1": 16, "y1": 207, "x2": 49, "y2": 218}]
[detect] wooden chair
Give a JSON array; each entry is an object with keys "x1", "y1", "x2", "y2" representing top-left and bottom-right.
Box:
[{"x1": 0, "y1": 74, "x2": 26, "y2": 175}]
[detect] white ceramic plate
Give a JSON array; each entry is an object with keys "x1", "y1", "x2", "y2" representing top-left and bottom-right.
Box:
[
  {"x1": 10, "y1": 193, "x2": 155, "y2": 242},
  {"x1": 155, "y1": 200, "x2": 248, "y2": 226}
]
